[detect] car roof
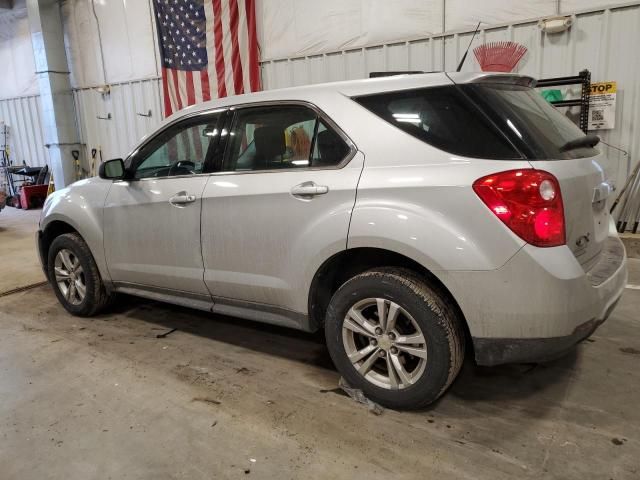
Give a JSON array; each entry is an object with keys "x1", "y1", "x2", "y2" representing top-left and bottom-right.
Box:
[{"x1": 166, "y1": 71, "x2": 534, "y2": 122}]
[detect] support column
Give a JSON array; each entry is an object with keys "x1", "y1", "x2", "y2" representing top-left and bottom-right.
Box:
[{"x1": 26, "y1": 0, "x2": 81, "y2": 189}]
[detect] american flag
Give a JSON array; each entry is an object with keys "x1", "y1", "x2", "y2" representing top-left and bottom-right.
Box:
[{"x1": 153, "y1": 0, "x2": 260, "y2": 117}]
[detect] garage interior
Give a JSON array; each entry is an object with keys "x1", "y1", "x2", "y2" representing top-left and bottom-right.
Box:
[{"x1": 2, "y1": 1, "x2": 640, "y2": 479}]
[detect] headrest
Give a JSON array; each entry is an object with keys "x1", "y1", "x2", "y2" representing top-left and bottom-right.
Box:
[
  {"x1": 316, "y1": 129, "x2": 348, "y2": 166},
  {"x1": 254, "y1": 126, "x2": 286, "y2": 161}
]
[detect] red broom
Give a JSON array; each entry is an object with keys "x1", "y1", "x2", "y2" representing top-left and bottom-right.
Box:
[{"x1": 473, "y1": 41, "x2": 528, "y2": 72}]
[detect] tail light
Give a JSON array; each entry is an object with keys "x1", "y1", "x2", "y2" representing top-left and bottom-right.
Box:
[{"x1": 473, "y1": 169, "x2": 565, "y2": 247}]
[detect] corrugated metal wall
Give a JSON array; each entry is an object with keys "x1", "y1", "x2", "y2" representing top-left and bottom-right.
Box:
[
  {"x1": 261, "y1": 3, "x2": 640, "y2": 197},
  {"x1": 72, "y1": 78, "x2": 163, "y2": 166},
  {"x1": 0, "y1": 95, "x2": 50, "y2": 168}
]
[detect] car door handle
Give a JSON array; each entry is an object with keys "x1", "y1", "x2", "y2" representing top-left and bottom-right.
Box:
[
  {"x1": 169, "y1": 191, "x2": 197, "y2": 206},
  {"x1": 291, "y1": 182, "x2": 329, "y2": 198}
]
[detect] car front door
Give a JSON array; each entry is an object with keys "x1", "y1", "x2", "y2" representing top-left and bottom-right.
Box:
[
  {"x1": 103, "y1": 110, "x2": 225, "y2": 297},
  {"x1": 200, "y1": 104, "x2": 363, "y2": 319}
]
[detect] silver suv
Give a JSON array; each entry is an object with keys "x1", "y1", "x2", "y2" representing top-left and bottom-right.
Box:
[{"x1": 38, "y1": 73, "x2": 627, "y2": 409}]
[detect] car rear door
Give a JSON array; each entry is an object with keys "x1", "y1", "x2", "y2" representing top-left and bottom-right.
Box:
[
  {"x1": 103, "y1": 111, "x2": 225, "y2": 296},
  {"x1": 200, "y1": 103, "x2": 363, "y2": 316}
]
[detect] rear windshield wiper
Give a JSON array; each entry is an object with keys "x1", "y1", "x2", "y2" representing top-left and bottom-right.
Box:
[{"x1": 559, "y1": 134, "x2": 600, "y2": 152}]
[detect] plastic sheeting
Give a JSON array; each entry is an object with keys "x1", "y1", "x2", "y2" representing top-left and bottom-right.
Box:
[
  {"x1": 61, "y1": 0, "x2": 159, "y2": 87},
  {"x1": 256, "y1": 0, "x2": 443, "y2": 60},
  {"x1": 445, "y1": 0, "x2": 557, "y2": 31},
  {"x1": 0, "y1": 9, "x2": 39, "y2": 99}
]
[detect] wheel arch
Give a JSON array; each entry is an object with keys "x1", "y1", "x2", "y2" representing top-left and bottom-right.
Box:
[
  {"x1": 39, "y1": 214, "x2": 110, "y2": 285},
  {"x1": 39, "y1": 219, "x2": 80, "y2": 276},
  {"x1": 307, "y1": 247, "x2": 471, "y2": 349}
]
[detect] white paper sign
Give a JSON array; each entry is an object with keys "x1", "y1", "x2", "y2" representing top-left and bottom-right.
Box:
[{"x1": 588, "y1": 81, "x2": 616, "y2": 130}]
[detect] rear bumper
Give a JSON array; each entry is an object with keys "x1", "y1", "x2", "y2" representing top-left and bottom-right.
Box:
[
  {"x1": 444, "y1": 234, "x2": 628, "y2": 366},
  {"x1": 473, "y1": 296, "x2": 621, "y2": 365}
]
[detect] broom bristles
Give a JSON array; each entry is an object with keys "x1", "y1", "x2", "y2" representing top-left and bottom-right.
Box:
[{"x1": 473, "y1": 41, "x2": 528, "y2": 72}]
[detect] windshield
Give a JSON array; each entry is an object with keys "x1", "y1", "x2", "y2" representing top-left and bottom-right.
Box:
[{"x1": 462, "y1": 83, "x2": 599, "y2": 160}]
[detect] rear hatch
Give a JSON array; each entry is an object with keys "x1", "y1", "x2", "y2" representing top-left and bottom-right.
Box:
[
  {"x1": 353, "y1": 74, "x2": 611, "y2": 269},
  {"x1": 459, "y1": 77, "x2": 610, "y2": 269}
]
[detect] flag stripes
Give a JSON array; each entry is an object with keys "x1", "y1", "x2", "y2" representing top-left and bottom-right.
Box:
[{"x1": 153, "y1": 0, "x2": 260, "y2": 118}]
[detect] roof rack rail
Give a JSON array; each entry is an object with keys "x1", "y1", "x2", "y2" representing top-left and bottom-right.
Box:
[{"x1": 369, "y1": 71, "x2": 426, "y2": 78}]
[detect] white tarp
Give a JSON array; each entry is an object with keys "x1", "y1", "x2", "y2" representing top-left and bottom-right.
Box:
[
  {"x1": 445, "y1": 0, "x2": 557, "y2": 31},
  {"x1": 256, "y1": 0, "x2": 443, "y2": 60},
  {"x1": 0, "y1": 10, "x2": 38, "y2": 98},
  {"x1": 62, "y1": 0, "x2": 159, "y2": 87}
]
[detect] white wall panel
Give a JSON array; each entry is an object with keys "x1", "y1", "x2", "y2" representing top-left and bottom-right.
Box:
[
  {"x1": 261, "y1": 3, "x2": 640, "y2": 205},
  {"x1": 73, "y1": 78, "x2": 163, "y2": 163},
  {"x1": 0, "y1": 95, "x2": 50, "y2": 168}
]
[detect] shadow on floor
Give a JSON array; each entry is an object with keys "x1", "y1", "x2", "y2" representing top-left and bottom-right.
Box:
[{"x1": 101, "y1": 292, "x2": 578, "y2": 412}]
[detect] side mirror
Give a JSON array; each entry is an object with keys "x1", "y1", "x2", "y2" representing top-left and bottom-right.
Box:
[{"x1": 99, "y1": 158, "x2": 126, "y2": 180}]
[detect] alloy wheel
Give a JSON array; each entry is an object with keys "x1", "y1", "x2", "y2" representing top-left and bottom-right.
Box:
[
  {"x1": 54, "y1": 248, "x2": 86, "y2": 306},
  {"x1": 342, "y1": 298, "x2": 428, "y2": 390}
]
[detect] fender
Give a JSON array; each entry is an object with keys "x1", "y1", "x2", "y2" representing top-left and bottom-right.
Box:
[{"x1": 40, "y1": 178, "x2": 113, "y2": 282}]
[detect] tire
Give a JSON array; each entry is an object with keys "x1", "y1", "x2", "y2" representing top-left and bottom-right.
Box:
[
  {"x1": 325, "y1": 267, "x2": 465, "y2": 409},
  {"x1": 47, "y1": 232, "x2": 111, "y2": 317}
]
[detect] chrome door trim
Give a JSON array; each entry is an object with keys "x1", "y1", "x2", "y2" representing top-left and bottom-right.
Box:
[{"x1": 124, "y1": 100, "x2": 358, "y2": 176}]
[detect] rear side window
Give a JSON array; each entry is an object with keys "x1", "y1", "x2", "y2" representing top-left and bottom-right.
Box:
[{"x1": 354, "y1": 86, "x2": 520, "y2": 160}]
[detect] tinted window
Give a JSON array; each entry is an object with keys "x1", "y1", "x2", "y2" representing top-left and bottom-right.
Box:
[
  {"x1": 462, "y1": 84, "x2": 598, "y2": 159},
  {"x1": 133, "y1": 113, "x2": 222, "y2": 179},
  {"x1": 355, "y1": 86, "x2": 520, "y2": 159},
  {"x1": 223, "y1": 106, "x2": 350, "y2": 171},
  {"x1": 312, "y1": 121, "x2": 351, "y2": 167}
]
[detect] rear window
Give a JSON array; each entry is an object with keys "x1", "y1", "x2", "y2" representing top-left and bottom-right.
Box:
[
  {"x1": 462, "y1": 83, "x2": 598, "y2": 160},
  {"x1": 354, "y1": 86, "x2": 521, "y2": 160}
]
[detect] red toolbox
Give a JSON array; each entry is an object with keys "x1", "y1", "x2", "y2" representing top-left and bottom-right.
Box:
[{"x1": 20, "y1": 184, "x2": 49, "y2": 210}]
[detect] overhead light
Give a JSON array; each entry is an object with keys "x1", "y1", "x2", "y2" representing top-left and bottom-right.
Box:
[{"x1": 538, "y1": 16, "x2": 573, "y2": 34}]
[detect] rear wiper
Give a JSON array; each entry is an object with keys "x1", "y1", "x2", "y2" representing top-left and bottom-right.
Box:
[{"x1": 559, "y1": 134, "x2": 600, "y2": 152}]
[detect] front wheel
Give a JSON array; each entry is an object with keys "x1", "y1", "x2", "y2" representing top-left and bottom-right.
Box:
[
  {"x1": 47, "y1": 233, "x2": 111, "y2": 317},
  {"x1": 325, "y1": 268, "x2": 465, "y2": 409}
]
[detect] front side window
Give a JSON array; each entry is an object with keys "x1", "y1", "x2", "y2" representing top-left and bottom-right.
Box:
[
  {"x1": 133, "y1": 113, "x2": 222, "y2": 179},
  {"x1": 223, "y1": 105, "x2": 350, "y2": 172}
]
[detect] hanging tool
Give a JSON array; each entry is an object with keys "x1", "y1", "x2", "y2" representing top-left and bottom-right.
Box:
[
  {"x1": 71, "y1": 149, "x2": 81, "y2": 181},
  {"x1": 90, "y1": 148, "x2": 97, "y2": 177}
]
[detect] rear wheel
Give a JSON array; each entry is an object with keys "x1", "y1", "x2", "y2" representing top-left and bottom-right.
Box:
[
  {"x1": 325, "y1": 268, "x2": 465, "y2": 409},
  {"x1": 47, "y1": 233, "x2": 111, "y2": 316}
]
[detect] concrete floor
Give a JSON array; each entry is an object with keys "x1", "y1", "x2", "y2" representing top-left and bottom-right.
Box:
[{"x1": 1, "y1": 206, "x2": 639, "y2": 480}]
